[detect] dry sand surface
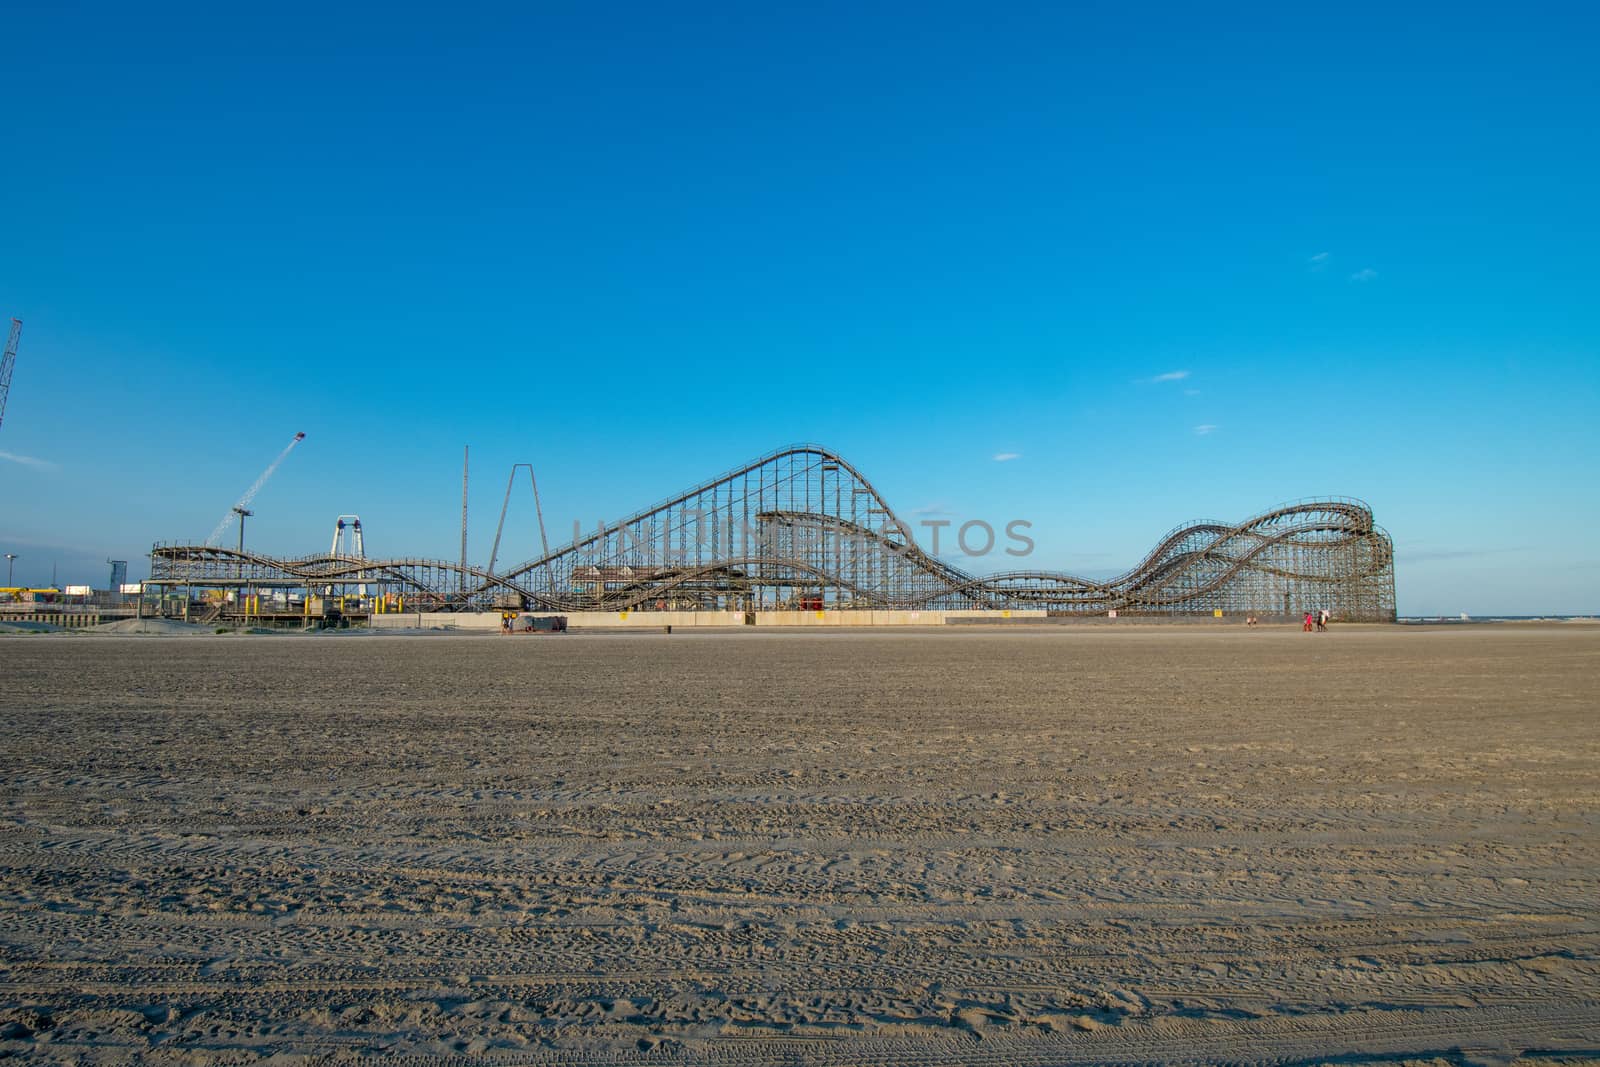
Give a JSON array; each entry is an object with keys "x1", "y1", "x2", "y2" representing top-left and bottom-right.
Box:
[{"x1": 0, "y1": 626, "x2": 1596, "y2": 1065}]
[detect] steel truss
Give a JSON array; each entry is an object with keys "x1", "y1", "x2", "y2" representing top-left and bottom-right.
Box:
[{"x1": 149, "y1": 444, "x2": 1397, "y2": 620}]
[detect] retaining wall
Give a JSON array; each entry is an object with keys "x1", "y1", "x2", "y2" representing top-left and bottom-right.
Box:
[
  {"x1": 563, "y1": 611, "x2": 746, "y2": 629},
  {"x1": 750, "y1": 609, "x2": 1045, "y2": 626},
  {"x1": 0, "y1": 612, "x2": 102, "y2": 628},
  {"x1": 366, "y1": 609, "x2": 1047, "y2": 631}
]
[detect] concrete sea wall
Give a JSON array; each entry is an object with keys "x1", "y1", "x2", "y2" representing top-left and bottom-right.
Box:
[{"x1": 366, "y1": 609, "x2": 1048, "y2": 631}]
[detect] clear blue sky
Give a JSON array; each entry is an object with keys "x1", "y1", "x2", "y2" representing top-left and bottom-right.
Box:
[{"x1": 2, "y1": 2, "x2": 1595, "y2": 614}]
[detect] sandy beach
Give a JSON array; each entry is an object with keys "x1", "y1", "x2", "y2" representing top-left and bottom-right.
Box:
[{"x1": 0, "y1": 625, "x2": 1595, "y2": 1064}]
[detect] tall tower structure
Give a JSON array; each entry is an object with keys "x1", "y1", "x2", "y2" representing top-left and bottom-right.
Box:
[
  {"x1": 0, "y1": 318, "x2": 22, "y2": 431},
  {"x1": 459, "y1": 446, "x2": 470, "y2": 595}
]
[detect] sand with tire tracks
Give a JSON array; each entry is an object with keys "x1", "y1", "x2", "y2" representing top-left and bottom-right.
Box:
[{"x1": 0, "y1": 625, "x2": 1596, "y2": 1064}]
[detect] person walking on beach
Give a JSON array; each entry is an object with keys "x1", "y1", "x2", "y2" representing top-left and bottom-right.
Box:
[
  {"x1": 1303, "y1": 611, "x2": 1314, "y2": 632},
  {"x1": 1318, "y1": 608, "x2": 1329, "y2": 631}
]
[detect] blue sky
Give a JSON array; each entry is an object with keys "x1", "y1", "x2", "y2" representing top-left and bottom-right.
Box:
[{"x1": 1, "y1": 2, "x2": 1595, "y2": 614}]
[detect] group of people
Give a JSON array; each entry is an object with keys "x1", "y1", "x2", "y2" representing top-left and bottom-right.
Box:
[
  {"x1": 1303, "y1": 608, "x2": 1331, "y2": 631},
  {"x1": 1242, "y1": 610, "x2": 1331, "y2": 629}
]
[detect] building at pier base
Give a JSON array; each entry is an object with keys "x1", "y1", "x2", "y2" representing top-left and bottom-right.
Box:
[{"x1": 148, "y1": 444, "x2": 1397, "y2": 623}]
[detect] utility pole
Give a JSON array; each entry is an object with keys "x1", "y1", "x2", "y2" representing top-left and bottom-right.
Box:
[
  {"x1": 233, "y1": 506, "x2": 252, "y2": 616},
  {"x1": 4, "y1": 553, "x2": 16, "y2": 587}
]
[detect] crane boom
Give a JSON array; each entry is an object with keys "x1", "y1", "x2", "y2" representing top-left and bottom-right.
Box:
[
  {"x1": 205, "y1": 432, "x2": 308, "y2": 546},
  {"x1": 0, "y1": 318, "x2": 21, "y2": 431}
]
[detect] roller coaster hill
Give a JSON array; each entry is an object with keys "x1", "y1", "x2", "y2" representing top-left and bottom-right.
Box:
[{"x1": 146, "y1": 444, "x2": 1397, "y2": 625}]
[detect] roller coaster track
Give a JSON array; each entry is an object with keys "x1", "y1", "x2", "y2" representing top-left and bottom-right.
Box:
[{"x1": 150, "y1": 444, "x2": 1396, "y2": 619}]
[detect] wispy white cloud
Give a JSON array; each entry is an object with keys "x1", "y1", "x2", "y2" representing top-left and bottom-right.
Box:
[
  {"x1": 910, "y1": 502, "x2": 955, "y2": 517},
  {"x1": 1308, "y1": 251, "x2": 1330, "y2": 271},
  {"x1": 0, "y1": 450, "x2": 56, "y2": 471},
  {"x1": 1183, "y1": 388, "x2": 1201, "y2": 396},
  {"x1": 1148, "y1": 370, "x2": 1189, "y2": 383},
  {"x1": 1193, "y1": 424, "x2": 1217, "y2": 436},
  {"x1": 1350, "y1": 268, "x2": 1377, "y2": 282},
  {"x1": 992, "y1": 452, "x2": 1021, "y2": 462}
]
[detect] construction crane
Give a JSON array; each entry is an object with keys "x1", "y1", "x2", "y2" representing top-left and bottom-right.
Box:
[
  {"x1": 205, "y1": 431, "x2": 307, "y2": 547},
  {"x1": 0, "y1": 318, "x2": 21, "y2": 431}
]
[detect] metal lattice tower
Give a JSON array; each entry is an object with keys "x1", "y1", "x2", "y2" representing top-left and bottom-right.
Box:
[{"x1": 0, "y1": 319, "x2": 22, "y2": 431}]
